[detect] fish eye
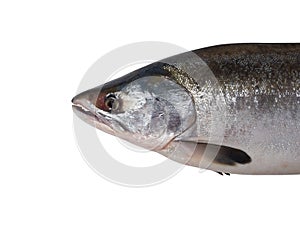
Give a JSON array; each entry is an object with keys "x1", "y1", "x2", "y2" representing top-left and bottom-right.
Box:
[{"x1": 104, "y1": 93, "x2": 118, "y2": 112}]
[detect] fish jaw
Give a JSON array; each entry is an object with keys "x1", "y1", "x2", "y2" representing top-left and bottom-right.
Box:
[{"x1": 72, "y1": 90, "x2": 116, "y2": 136}]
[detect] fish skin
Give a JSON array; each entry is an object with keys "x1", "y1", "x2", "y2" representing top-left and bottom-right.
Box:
[{"x1": 73, "y1": 43, "x2": 300, "y2": 175}]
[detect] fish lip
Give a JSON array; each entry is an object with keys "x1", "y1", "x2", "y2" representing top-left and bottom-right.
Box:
[
  {"x1": 72, "y1": 101, "x2": 110, "y2": 123},
  {"x1": 72, "y1": 104, "x2": 97, "y2": 118}
]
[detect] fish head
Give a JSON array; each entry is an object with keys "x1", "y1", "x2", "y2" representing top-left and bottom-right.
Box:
[{"x1": 72, "y1": 63, "x2": 197, "y2": 150}]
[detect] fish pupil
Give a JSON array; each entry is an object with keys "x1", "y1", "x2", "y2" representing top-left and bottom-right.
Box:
[{"x1": 105, "y1": 94, "x2": 117, "y2": 111}]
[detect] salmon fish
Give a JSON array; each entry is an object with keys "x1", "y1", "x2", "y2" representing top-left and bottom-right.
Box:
[{"x1": 72, "y1": 43, "x2": 300, "y2": 175}]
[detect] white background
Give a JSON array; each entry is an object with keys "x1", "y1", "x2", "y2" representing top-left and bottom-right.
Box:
[{"x1": 1, "y1": 0, "x2": 299, "y2": 224}]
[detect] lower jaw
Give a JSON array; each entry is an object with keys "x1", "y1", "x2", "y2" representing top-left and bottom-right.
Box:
[{"x1": 72, "y1": 105, "x2": 115, "y2": 135}]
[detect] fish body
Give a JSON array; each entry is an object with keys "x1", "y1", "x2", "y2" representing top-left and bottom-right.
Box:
[{"x1": 72, "y1": 44, "x2": 300, "y2": 175}]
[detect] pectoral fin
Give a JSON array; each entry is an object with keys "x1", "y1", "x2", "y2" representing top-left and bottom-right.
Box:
[
  {"x1": 213, "y1": 145, "x2": 252, "y2": 166},
  {"x1": 159, "y1": 141, "x2": 252, "y2": 172},
  {"x1": 177, "y1": 141, "x2": 252, "y2": 166}
]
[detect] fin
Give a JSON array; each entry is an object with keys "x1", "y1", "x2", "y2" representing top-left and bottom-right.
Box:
[
  {"x1": 213, "y1": 145, "x2": 251, "y2": 166},
  {"x1": 176, "y1": 141, "x2": 252, "y2": 166},
  {"x1": 216, "y1": 172, "x2": 231, "y2": 176}
]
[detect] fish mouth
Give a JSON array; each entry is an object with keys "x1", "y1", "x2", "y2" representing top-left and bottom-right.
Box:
[
  {"x1": 72, "y1": 103, "x2": 96, "y2": 118},
  {"x1": 72, "y1": 98, "x2": 115, "y2": 136}
]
